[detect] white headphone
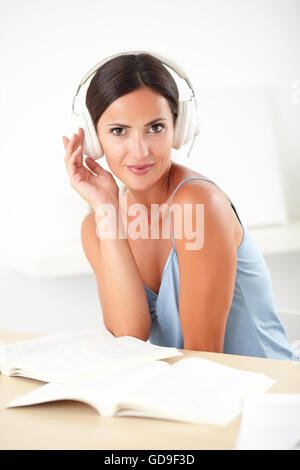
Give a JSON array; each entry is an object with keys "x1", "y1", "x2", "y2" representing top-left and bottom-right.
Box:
[{"x1": 71, "y1": 49, "x2": 201, "y2": 160}]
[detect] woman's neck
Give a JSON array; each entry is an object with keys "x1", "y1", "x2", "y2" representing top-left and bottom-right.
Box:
[{"x1": 125, "y1": 163, "x2": 175, "y2": 211}]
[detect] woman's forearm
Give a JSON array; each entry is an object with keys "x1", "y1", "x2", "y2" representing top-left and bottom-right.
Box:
[{"x1": 93, "y1": 205, "x2": 152, "y2": 340}]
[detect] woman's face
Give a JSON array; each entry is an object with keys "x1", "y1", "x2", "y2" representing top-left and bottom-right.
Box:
[{"x1": 96, "y1": 86, "x2": 175, "y2": 191}]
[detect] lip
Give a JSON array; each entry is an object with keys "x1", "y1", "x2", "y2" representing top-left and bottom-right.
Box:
[
  {"x1": 126, "y1": 164, "x2": 154, "y2": 175},
  {"x1": 126, "y1": 164, "x2": 154, "y2": 168}
]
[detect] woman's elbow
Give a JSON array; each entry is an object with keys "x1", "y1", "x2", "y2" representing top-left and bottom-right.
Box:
[
  {"x1": 105, "y1": 323, "x2": 151, "y2": 342},
  {"x1": 183, "y1": 336, "x2": 224, "y2": 353}
]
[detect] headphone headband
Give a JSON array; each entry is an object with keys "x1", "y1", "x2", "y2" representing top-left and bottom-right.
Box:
[{"x1": 72, "y1": 49, "x2": 199, "y2": 117}]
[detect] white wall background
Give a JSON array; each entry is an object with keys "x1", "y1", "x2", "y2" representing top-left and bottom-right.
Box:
[{"x1": 0, "y1": 0, "x2": 299, "y2": 339}]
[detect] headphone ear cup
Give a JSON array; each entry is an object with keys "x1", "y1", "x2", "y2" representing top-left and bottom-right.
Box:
[
  {"x1": 172, "y1": 100, "x2": 185, "y2": 150},
  {"x1": 172, "y1": 99, "x2": 201, "y2": 150},
  {"x1": 81, "y1": 104, "x2": 104, "y2": 160},
  {"x1": 194, "y1": 109, "x2": 201, "y2": 136},
  {"x1": 173, "y1": 100, "x2": 194, "y2": 149},
  {"x1": 182, "y1": 100, "x2": 196, "y2": 145}
]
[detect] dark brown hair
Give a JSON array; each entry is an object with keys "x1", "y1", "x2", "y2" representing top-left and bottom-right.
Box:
[{"x1": 85, "y1": 53, "x2": 179, "y2": 129}]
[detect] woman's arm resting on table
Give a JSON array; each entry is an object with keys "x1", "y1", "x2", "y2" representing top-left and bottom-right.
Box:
[
  {"x1": 81, "y1": 211, "x2": 152, "y2": 340},
  {"x1": 172, "y1": 184, "x2": 237, "y2": 352}
]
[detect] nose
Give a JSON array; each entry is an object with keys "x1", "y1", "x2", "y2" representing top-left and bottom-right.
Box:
[{"x1": 128, "y1": 132, "x2": 150, "y2": 160}]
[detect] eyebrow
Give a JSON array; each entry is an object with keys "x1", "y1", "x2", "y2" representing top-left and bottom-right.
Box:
[{"x1": 105, "y1": 118, "x2": 168, "y2": 128}]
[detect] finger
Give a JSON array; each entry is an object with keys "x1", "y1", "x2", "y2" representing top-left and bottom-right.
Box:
[
  {"x1": 68, "y1": 144, "x2": 83, "y2": 178},
  {"x1": 85, "y1": 157, "x2": 103, "y2": 175},
  {"x1": 78, "y1": 127, "x2": 84, "y2": 140},
  {"x1": 62, "y1": 136, "x2": 69, "y2": 150},
  {"x1": 78, "y1": 127, "x2": 85, "y2": 152},
  {"x1": 64, "y1": 134, "x2": 77, "y2": 160}
]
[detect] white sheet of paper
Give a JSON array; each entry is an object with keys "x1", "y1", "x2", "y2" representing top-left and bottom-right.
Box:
[{"x1": 235, "y1": 393, "x2": 300, "y2": 450}]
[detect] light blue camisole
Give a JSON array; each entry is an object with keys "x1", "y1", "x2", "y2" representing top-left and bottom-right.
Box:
[{"x1": 144, "y1": 176, "x2": 293, "y2": 360}]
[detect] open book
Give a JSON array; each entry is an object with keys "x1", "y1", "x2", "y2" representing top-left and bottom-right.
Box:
[
  {"x1": 0, "y1": 328, "x2": 182, "y2": 383},
  {"x1": 5, "y1": 357, "x2": 276, "y2": 426}
]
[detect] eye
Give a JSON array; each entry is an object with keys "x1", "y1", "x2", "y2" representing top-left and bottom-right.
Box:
[
  {"x1": 109, "y1": 123, "x2": 165, "y2": 137},
  {"x1": 110, "y1": 127, "x2": 126, "y2": 136},
  {"x1": 149, "y1": 123, "x2": 164, "y2": 133}
]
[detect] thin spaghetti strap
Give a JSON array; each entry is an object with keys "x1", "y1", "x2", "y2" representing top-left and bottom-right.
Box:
[{"x1": 168, "y1": 176, "x2": 241, "y2": 248}]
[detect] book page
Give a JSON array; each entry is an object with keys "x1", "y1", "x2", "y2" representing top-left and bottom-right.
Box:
[
  {"x1": 235, "y1": 393, "x2": 300, "y2": 450},
  {"x1": 116, "y1": 357, "x2": 277, "y2": 426},
  {"x1": 0, "y1": 328, "x2": 181, "y2": 383},
  {"x1": 5, "y1": 360, "x2": 170, "y2": 415}
]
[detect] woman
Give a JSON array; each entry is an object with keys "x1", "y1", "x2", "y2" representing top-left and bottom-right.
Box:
[{"x1": 62, "y1": 52, "x2": 292, "y2": 360}]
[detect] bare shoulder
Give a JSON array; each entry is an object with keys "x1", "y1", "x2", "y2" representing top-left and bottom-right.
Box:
[
  {"x1": 171, "y1": 179, "x2": 233, "y2": 230},
  {"x1": 170, "y1": 164, "x2": 235, "y2": 241},
  {"x1": 170, "y1": 161, "x2": 208, "y2": 181},
  {"x1": 170, "y1": 163, "x2": 230, "y2": 208}
]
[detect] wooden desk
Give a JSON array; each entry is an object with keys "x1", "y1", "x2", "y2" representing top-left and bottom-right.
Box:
[{"x1": 1, "y1": 330, "x2": 300, "y2": 450}]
